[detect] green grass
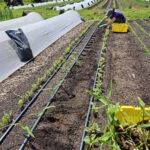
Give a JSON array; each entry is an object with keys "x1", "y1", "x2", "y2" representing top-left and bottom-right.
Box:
[
  {"x1": 0, "y1": 0, "x2": 149, "y2": 21},
  {"x1": 122, "y1": 8, "x2": 150, "y2": 20},
  {"x1": 78, "y1": 9, "x2": 104, "y2": 21},
  {"x1": 120, "y1": 0, "x2": 150, "y2": 8},
  {"x1": 0, "y1": 0, "x2": 80, "y2": 20}
]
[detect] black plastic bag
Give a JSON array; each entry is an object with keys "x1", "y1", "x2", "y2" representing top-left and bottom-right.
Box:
[{"x1": 6, "y1": 29, "x2": 33, "y2": 62}]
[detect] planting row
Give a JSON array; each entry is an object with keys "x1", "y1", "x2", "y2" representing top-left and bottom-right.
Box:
[
  {"x1": 129, "y1": 19, "x2": 150, "y2": 57},
  {"x1": 0, "y1": 22, "x2": 98, "y2": 149},
  {"x1": 81, "y1": 19, "x2": 150, "y2": 150}
]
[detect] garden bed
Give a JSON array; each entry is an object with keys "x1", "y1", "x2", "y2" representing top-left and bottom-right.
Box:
[
  {"x1": 0, "y1": 22, "x2": 89, "y2": 120},
  {"x1": 84, "y1": 28, "x2": 150, "y2": 150},
  {"x1": 23, "y1": 28, "x2": 105, "y2": 150},
  {"x1": 129, "y1": 20, "x2": 150, "y2": 53}
]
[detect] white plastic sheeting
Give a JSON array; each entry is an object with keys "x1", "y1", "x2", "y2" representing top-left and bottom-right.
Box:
[
  {"x1": 20, "y1": 10, "x2": 82, "y2": 57},
  {"x1": 0, "y1": 10, "x2": 82, "y2": 82},
  {"x1": 54, "y1": 0, "x2": 100, "y2": 10},
  {"x1": 0, "y1": 31, "x2": 25, "y2": 82},
  {"x1": 10, "y1": 0, "x2": 68, "y2": 10},
  {"x1": 0, "y1": 12, "x2": 44, "y2": 31}
]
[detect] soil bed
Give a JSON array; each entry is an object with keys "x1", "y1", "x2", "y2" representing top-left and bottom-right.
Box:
[
  {"x1": 24, "y1": 29, "x2": 105, "y2": 150},
  {"x1": 0, "y1": 22, "x2": 89, "y2": 121},
  {"x1": 103, "y1": 30, "x2": 150, "y2": 105},
  {"x1": 100, "y1": 30, "x2": 150, "y2": 149},
  {"x1": 136, "y1": 19, "x2": 150, "y2": 34},
  {"x1": 129, "y1": 20, "x2": 150, "y2": 50}
]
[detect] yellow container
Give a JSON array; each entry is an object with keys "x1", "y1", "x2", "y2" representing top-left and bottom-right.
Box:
[
  {"x1": 112, "y1": 23, "x2": 128, "y2": 33},
  {"x1": 115, "y1": 106, "x2": 150, "y2": 125}
]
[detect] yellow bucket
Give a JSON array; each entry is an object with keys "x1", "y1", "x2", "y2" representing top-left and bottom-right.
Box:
[
  {"x1": 115, "y1": 106, "x2": 150, "y2": 125},
  {"x1": 112, "y1": 23, "x2": 128, "y2": 33}
]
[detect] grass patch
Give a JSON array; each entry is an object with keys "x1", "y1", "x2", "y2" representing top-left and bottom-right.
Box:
[
  {"x1": 120, "y1": 0, "x2": 150, "y2": 9},
  {"x1": 122, "y1": 8, "x2": 150, "y2": 20},
  {"x1": 0, "y1": 0, "x2": 149, "y2": 21}
]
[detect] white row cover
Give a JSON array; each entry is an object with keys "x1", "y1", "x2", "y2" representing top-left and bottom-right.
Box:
[
  {"x1": 54, "y1": 0, "x2": 100, "y2": 10},
  {"x1": 10, "y1": 0, "x2": 68, "y2": 10},
  {"x1": 0, "y1": 12, "x2": 44, "y2": 31},
  {"x1": 0, "y1": 10, "x2": 82, "y2": 82},
  {"x1": 0, "y1": 31, "x2": 25, "y2": 82}
]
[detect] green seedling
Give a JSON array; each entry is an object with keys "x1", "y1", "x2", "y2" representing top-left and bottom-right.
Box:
[
  {"x1": 0, "y1": 111, "x2": 13, "y2": 131},
  {"x1": 17, "y1": 123, "x2": 35, "y2": 138},
  {"x1": 18, "y1": 99, "x2": 24, "y2": 107},
  {"x1": 31, "y1": 83, "x2": 38, "y2": 92}
]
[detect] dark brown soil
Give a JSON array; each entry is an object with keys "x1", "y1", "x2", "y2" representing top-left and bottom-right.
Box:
[
  {"x1": 0, "y1": 22, "x2": 89, "y2": 120},
  {"x1": 103, "y1": 30, "x2": 150, "y2": 105},
  {"x1": 129, "y1": 20, "x2": 150, "y2": 50},
  {"x1": 136, "y1": 19, "x2": 150, "y2": 34},
  {"x1": 90, "y1": 27, "x2": 150, "y2": 150},
  {"x1": 24, "y1": 29, "x2": 105, "y2": 150}
]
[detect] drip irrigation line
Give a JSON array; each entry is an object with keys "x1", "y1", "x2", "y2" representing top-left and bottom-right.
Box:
[
  {"x1": 0, "y1": 23, "x2": 95, "y2": 145},
  {"x1": 19, "y1": 23, "x2": 98, "y2": 150},
  {"x1": 79, "y1": 29, "x2": 109, "y2": 150}
]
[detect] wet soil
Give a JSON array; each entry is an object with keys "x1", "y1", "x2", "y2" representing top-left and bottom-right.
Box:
[{"x1": 24, "y1": 29, "x2": 105, "y2": 150}]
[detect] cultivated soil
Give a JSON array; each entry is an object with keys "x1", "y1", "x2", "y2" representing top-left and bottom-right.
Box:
[
  {"x1": 129, "y1": 20, "x2": 150, "y2": 50},
  {"x1": 23, "y1": 28, "x2": 105, "y2": 150},
  {"x1": 0, "y1": 22, "x2": 89, "y2": 121},
  {"x1": 136, "y1": 19, "x2": 150, "y2": 34},
  {"x1": 103, "y1": 30, "x2": 150, "y2": 105},
  {"x1": 99, "y1": 28, "x2": 150, "y2": 149}
]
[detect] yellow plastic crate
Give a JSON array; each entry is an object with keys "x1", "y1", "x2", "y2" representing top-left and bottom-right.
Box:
[
  {"x1": 112, "y1": 23, "x2": 128, "y2": 33},
  {"x1": 115, "y1": 106, "x2": 150, "y2": 125}
]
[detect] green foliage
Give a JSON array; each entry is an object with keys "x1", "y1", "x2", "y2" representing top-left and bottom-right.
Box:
[
  {"x1": 120, "y1": 0, "x2": 150, "y2": 9},
  {"x1": 84, "y1": 27, "x2": 150, "y2": 149},
  {"x1": 122, "y1": 8, "x2": 150, "y2": 20},
  {"x1": 18, "y1": 99, "x2": 24, "y2": 106},
  {"x1": 0, "y1": 111, "x2": 12, "y2": 130},
  {"x1": 129, "y1": 23, "x2": 150, "y2": 58},
  {"x1": 0, "y1": 8, "x2": 14, "y2": 21},
  {"x1": 38, "y1": 105, "x2": 55, "y2": 116},
  {"x1": 17, "y1": 123, "x2": 35, "y2": 138}
]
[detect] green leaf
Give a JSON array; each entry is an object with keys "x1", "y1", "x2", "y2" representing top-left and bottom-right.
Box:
[
  {"x1": 138, "y1": 97, "x2": 145, "y2": 110},
  {"x1": 91, "y1": 103, "x2": 99, "y2": 113},
  {"x1": 18, "y1": 99, "x2": 24, "y2": 106},
  {"x1": 18, "y1": 124, "x2": 35, "y2": 138},
  {"x1": 138, "y1": 123, "x2": 150, "y2": 128},
  {"x1": 84, "y1": 136, "x2": 91, "y2": 145},
  {"x1": 98, "y1": 131, "x2": 112, "y2": 143},
  {"x1": 2, "y1": 112, "x2": 12, "y2": 125},
  {"x1": 38, "y1": 105, "x2": 55, "y2": 117}
]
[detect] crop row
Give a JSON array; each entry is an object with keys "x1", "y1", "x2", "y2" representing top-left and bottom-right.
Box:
[
  {"x1": 83, "y1": 27, "x2": 150, "y2": 150},
  {"x1": 0, "y1": 22, "x2": 93, "y2": 140},
  {"x1": 129, "y1": 22, "x2": 150, "y2": 58}
]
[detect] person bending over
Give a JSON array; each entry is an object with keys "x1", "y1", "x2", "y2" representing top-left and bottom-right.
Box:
[{"x1": 99, "y1": 8, "x2": 126, "y2": 28}]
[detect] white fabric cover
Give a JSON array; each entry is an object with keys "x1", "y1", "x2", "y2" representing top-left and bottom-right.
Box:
[
  {"x1": 54, "y1": 0, "x2": 99, "y2": 10},
  {"x1": 0, "y1": 10, "x2": 82, "y2": 82},
  {"x1": 0, "y1": 31, "x2": 25, "y2": 82},
  {"x1": 0, "y1": 12, "x2": 44, "y2": 31},
  {"x1": 10, "y1": 0, "x2": 68, "y2": 10}
]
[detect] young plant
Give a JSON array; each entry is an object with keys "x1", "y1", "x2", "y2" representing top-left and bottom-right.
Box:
[{"x1": 0, "y1": 111, "x2": 13, "y2": 131}]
